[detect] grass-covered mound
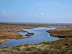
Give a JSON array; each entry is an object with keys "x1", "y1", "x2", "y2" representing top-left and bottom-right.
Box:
[
  {"x1": 47, "y1": 30, "x2": 72, "y2": 38},
  {"x1": 41, "y1": 38, "x2": 72, "y2": 50}
]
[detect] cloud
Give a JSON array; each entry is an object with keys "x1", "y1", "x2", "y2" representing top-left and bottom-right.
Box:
[
  {"x1": 40, "y1": 12, "x2": 45, "y2": 15},
  {"x1": 1, "y1": 10, "x2": 8, "y2": 16},
  {"x1": 0, "y1": 10, "x2": 72, "y2": 23}
]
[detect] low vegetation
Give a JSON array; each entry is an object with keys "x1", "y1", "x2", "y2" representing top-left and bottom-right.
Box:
[
  {"x1": 25, "y1": 33, "x2": 34, "y2": 36},
  {"x1": 25, "y1": 34, "x2": 31, "y2": 36},
  {"x1": 47, "y1": 30, "x2": 72, "y2": 38},
  {"x1": 0, "y1": 24, "x2": 33, "y2": 43},
  {"x1": 31, "y1": 33, "x2": 34, "y2": 35},
  {"x1": 0, "y1": 23, "x2": 72, "y2": 54},
  {"x1": 0, "y1": 38, "x2": 72, "y2": 54}
]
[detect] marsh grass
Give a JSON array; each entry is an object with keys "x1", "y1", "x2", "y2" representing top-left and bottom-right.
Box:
[
  {"x1": 0, "y1": 37, "x2": 72, "y2": 54},
  {"x1": 25, "y1": 34, "x2": 31, "y2": 36},
  {"x1": 16, "y1": 45, "x2": 23, "y2": 47},
  {"x1": 2, "y1": 46, "x2": 9, "y2": 49},
  {"x1": 25, "y1": 33, "x2": 34, "y2": 36},
  {"x1": 0, "y1": 23, "x2": 72, "y2": 54},
  {"x1": 31, "y1": 33, "x2": 34, "y2": 35},
  {"x1": 42, "y1": 38, "x2": 72, "y2": 50},
  {"x1": 47, "y1": 30, "x2": 72, "y2": 38}
]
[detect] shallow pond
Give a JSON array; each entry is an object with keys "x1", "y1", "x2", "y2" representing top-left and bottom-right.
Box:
[{"x1": 0, "y1": 27, "x2": 60, "y2": 48}]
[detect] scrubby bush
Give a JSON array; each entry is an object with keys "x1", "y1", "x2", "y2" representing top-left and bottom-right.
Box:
[{"x1": 31, "y1": 33, "x2": 34, "y2": 35}]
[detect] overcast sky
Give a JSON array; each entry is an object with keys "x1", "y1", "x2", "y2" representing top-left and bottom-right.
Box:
[{"x1": 0, "y1": 0, "x2": 72, "y2": 23}]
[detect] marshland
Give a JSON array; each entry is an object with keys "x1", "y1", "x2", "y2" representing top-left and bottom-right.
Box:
[
  {"x1": 1, "y1": 0, "x2": 72, "y2": 54},
  {"x1": 0, "y1": 23, "x2": 72, "y2": 54}
]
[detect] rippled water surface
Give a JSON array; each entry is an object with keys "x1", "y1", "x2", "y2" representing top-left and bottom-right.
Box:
[{"x1": 0, "y1": 27, "x2": 60, "y2": 48}]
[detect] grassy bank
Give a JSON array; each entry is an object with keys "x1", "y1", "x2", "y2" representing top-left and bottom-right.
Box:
[
  {"x1": 0, "y1": 24, "x2": 32, "y2": 43},
  {"x1": 47, "y1": 30, "x2": 72, "y2": 38},
  {"x1": 0, "y1": 38, "x2": 72, "y2": 54}
]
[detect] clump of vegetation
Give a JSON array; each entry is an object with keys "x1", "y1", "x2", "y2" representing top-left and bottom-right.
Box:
[
  {"x1": 31, "y1": 33, "x2": 34, "y2": 35},
  {"x1": 25, "y1": 33, "x2": 34, "y2": 36},
  {"x1": 16, "y1": 45, "x2": 23, "y2": 47},
  {"x1": 25, "y1": 34, "x2": 31, "y2": 36},
  {"x1": 0, "y1": 36, "x2": 2, "y2": 40},
  {"x1": 2, "y1": 46, "x2": 9, "y2": 49}
]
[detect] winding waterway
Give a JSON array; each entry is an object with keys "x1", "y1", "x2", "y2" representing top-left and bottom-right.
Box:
[{"x1": 0, "y1": 27, "x2": 60, "y2": 48}]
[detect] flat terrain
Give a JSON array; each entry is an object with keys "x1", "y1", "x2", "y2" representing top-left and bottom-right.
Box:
[
  {"x1": 0, "y1": 23, "x2": 38, "y2": 44},
  {"x1": 0, "y1": 23, "x2": 72, "y2": 54},
  {"x1": 47, "y1": 27, "x2": 72, "y2": 38}
]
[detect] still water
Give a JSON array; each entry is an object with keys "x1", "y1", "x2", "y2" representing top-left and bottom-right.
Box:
[{"x1": 0, "y1": 27, "x2": 60, "y2": 48}]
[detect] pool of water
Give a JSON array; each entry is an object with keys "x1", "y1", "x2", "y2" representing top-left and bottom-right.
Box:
[{"x1": 0, "y1": 27, "x2": 60, "y2": 48}]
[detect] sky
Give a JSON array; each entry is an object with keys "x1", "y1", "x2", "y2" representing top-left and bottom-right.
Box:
[{"x1": 0, "y1": 0, "x2": 72, "y2": 23}]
